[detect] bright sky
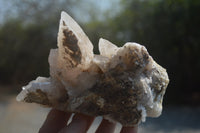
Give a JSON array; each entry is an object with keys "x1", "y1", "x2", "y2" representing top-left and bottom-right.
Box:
[
  {"x1": 0, "y1": 0, "x2": 121, "y2": 24},
  {"x1": 71, "y1": 0, "x2": 121, "y2": 22}
]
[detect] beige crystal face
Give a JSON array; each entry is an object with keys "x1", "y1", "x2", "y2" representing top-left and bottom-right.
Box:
[{"x1": 16, "y1": 11, "x2": 169, "y2": 126}]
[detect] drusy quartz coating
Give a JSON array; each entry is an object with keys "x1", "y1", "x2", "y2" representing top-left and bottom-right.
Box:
[{"x1": 16, "y1": 11, "x2": 169, "y2": 126}]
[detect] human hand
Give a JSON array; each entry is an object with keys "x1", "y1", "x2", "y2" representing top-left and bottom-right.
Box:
[{"x1": 39, "y1": 109, "x2": 138, "y2": 133}]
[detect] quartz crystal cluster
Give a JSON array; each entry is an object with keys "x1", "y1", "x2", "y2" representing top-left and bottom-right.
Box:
[{"x1": 16, "y1": 11, "x2": 169, "y2": 126}]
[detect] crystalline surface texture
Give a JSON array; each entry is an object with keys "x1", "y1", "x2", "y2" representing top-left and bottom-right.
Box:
[{"x1": 16, "y1": 11, "x2": 169, "y2": 127}]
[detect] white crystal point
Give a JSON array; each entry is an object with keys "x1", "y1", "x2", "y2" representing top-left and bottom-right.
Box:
[
  {"x1": 48, "y1": 11, "x2": 96, "y2": 96},
  {"x1": 57, "y1": 11, "x2": 94, "y2": 69},
  {"x1": 99, "y1": 38, "x2": 119, "y2": 58},
  {"x1": 16, "y1": 77, "x2": 65, "y2": 103}
]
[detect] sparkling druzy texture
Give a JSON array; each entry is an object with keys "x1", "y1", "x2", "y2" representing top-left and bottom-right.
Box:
[{"x1": 16, "y1": 11, "x2": 169, "y2": 126}]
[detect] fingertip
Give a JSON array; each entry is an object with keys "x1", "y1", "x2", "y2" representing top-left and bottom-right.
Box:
[
  {"x1": 59, "y1": 113, "x2": 94, "y2": 133},
  {"x1": 39, "y1": 109, "x2": 71, "y2": 133},
  {"x1": 95, "y1": 119, "x2": 116, "y2": 133},
  {"x1": 120, "y1": 126, "x2": 138, "y2": 133}
]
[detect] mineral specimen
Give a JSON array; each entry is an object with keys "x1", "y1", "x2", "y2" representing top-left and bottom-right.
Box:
[{"x1": 16, "y1": 11, "x2": 169, "y2": 126}]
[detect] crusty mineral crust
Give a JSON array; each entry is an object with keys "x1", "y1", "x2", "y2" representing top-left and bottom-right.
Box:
[{"x1": 16, "y1": 11, "x2": 169, "y2": 127}]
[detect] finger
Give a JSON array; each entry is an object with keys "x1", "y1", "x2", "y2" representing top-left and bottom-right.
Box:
[
  {"x1": 59, "y1": 113, "x2": 94, "y2": 133},
  {"x1": 95, "y1": 119, "x2": 116, "y2": 133},
  {"x1": 39, "y1": 109, "x2": 72, "y2": 133},
  {"x1": 120, "y1": 126, "x2": 138, "y2": 133}
]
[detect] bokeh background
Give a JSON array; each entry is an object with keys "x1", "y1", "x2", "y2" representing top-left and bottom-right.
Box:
[{"x1": 0, "y1": 0, "x2": 199, "y2": 133}]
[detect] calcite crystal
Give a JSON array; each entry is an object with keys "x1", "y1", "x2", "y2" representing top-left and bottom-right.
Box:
[{"x1": 16, "y1": 11, "x2": 169, "y2": 126}]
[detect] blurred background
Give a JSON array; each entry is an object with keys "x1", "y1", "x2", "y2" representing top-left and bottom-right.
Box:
[{"x1": 0, "y1": 0, "x2": 199, "y2": 133}]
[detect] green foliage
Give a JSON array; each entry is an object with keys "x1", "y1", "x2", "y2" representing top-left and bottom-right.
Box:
[{"x1": 0, "y1": 19, "x2": 56, "y2": 84}]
